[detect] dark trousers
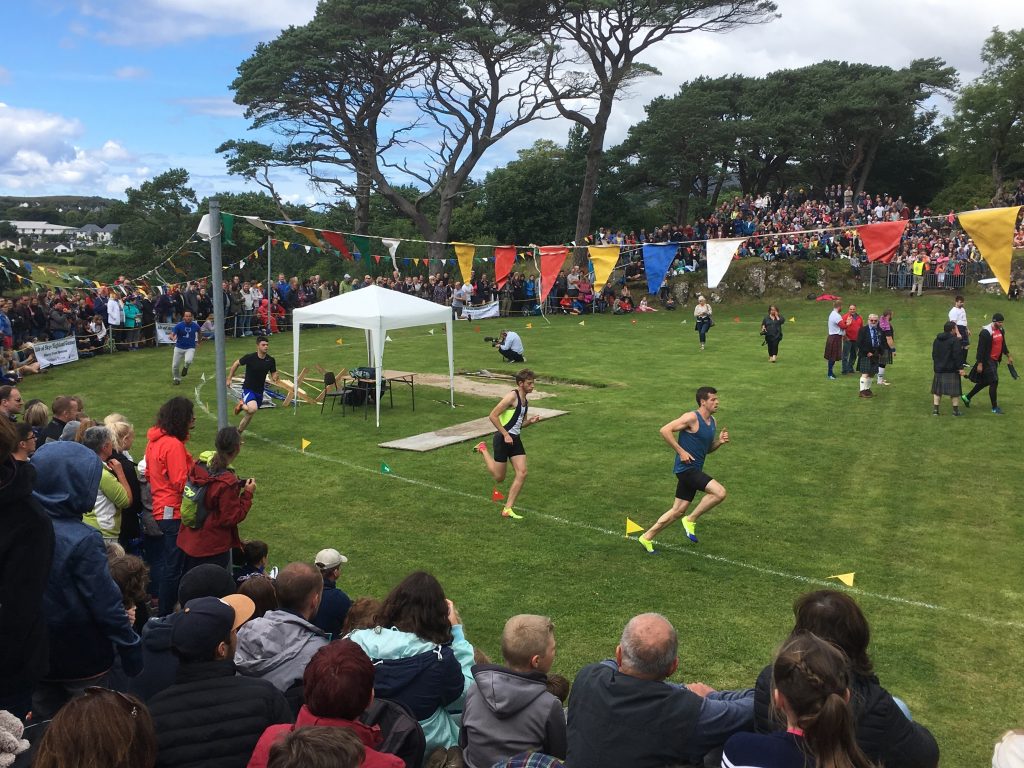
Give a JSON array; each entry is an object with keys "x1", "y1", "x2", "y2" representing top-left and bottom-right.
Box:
[
  {"x1": 144, "y1": 519, "x2": 185, "y2": 616},
  {"x1": 842, "y1": 339, "x2": 858, "y2": 373},
  {"x1": 966, "y1": 380, "x2": 998, "y2": 407},
  {"x1": 499, "y1": 348, "x2": 525, "y2": 363},
  {"x1": 183, "y1": 551, "x2": 231, "y2": 574}
]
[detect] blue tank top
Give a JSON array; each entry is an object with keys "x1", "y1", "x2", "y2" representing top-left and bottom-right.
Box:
[{"x1": 673, "y1": 410, "x2": 716, "y2": 474}]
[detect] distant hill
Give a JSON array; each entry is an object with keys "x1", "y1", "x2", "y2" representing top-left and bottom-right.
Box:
[{"x1": 1, "y1": 195, "x2": 121, "y2": 227}]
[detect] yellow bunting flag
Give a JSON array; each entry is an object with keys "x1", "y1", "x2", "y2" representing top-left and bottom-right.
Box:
[
  {"x1": 292, "y1": 226, "x2": 323, "y2": 248},
  {"x1": 587, "y1": 245, "x2": 620, "y2": 290},
  {"x1": 625, "y1": 518, "x2": 644, "y2": 536},
  {"x1": 301, "y1": 439, "x2": 311, "y2": 453},
  {"x1": 829, "y1": 572, "x2": 855, "y2": 587},
  {"x1": 452, "y1": 242, "x2": 476, "y2": 283},
  {"x1": 957, "y1": 205, "x2": 1022, "y2": 293}
]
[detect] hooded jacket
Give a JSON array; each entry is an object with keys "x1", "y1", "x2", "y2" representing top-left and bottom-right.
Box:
[
  {"x1": 932, "y1": 331, "x2": 962, "y2": 373},
  {"x1": 176, "y1": 451, "x2": 252, "y2": 557},
  {"x1": 0, "y1": 458, "x2": 54, "y2": 695},
  {"x1": 460, "y1": 664, "x2": 566, "y2": 768},
  {"x1": 32, "y1": 441, "x2": 141, "y2": 680},
  {"x1": 234, "y1": 610, "x2": 329, "y2": 691},
  {"x1": 348, "y1": 625, "x2": 474, "y2": 753},
  {"x1": 145, "y1": 425, "x2": 192, "y2": 521},
  {"x1": 246, "y1": 705, "x2": 403, "y2": 768},
  {"x1": 128, "y1": 615, "x2": 177, "y2": 702}
]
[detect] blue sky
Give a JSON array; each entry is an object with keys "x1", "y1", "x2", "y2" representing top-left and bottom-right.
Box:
[{"x1": 2, "y1": 0, "x2": 1023, "y2": 207}]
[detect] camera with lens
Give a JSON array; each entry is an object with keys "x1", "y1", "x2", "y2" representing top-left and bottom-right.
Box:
[{"x1": 484, "y1": 336, "x2": 498, "y2": 344}]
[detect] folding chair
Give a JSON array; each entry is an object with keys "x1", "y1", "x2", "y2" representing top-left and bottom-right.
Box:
[{"x1": 320, "y1": 371, "x2": 346, "y2": 414}]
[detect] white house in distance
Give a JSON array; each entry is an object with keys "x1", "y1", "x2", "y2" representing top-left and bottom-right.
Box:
[{"x1": 5, "y1": 220, "x2": 80, "y2": 237}]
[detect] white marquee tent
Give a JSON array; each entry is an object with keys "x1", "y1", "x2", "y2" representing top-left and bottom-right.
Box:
[{"x1": 291, "y1": 286, "x2": 455, "y2": 427}]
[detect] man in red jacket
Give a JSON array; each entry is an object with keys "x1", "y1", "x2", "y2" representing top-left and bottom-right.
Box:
[{"x1": 839, "y1": 304, "x2": 863, "y2": 375}]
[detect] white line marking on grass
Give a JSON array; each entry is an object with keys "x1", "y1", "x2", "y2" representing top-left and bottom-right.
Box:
[{"x1": 192, "y1": 385, "x2": 1024, "y2": 631}]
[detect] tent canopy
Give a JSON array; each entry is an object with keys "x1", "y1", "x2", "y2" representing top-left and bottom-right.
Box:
[{"x1": 291, "y1": 285, "x2": 455, "y2": 426}]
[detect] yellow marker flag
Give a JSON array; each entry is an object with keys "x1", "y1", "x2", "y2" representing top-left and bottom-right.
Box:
[
  {"x1": 525, "y1": 322, "x2": 533, "y2": 329},
  {"x1": 626, "y1": 518, "x2": 644, "y2": 536},
  {"x1": 587, "y1": 245, "x2": 621, "y2": 290},
  {"x1": 789, "y1": 317, "x2": 796, "y2": 323},
  {"x1": 957, "y1": 205, "x2": 1022, "y2": 293},
  {"x1": 301, "y1": 439, "x2": 311, "y2": 452},
  {"x1": 452, "y1": 242, "x2": 476, "y2": 283},
  {"x1": 829, "y1": 572, "x2": 855, "y2": 587},
  {"x1": 335, "y1": 338, "x2": 344, "y2": 345},
  {"x1": 578, "y1": 320, "x2": 585, "y2": 326}
]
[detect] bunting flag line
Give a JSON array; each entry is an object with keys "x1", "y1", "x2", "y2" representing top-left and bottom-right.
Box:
[
  {"x1": 641, "y1": 243, "x2": 679, "y2": 296},
  {"x1": 494, "y1": 245, "x2": 516, "y2": 289},
  {"x1": 957, "y1": 205, "x2": 1022, "y2": 293},
  {"x1": 587, "y1": 245, "x2": 620, "y2": 290},
  {"x1": 829, "y1": 572, "x2": 856, "y2": 587},
  {"x1": 705, "y1": 237, "x2": 744, "y2": 289},
  {"x1": 858, "y1": 220, "x2": 907, "y2": 263},
  {"x1": 453, "y1": 242, "x2": 476, "y2": 283}
]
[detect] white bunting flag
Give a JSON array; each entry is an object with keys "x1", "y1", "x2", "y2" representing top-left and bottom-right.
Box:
[{"x1": 705, "y1": 238, "x2": 745, "y2": 289}]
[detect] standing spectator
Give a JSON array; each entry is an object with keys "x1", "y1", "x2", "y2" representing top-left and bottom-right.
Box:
[
  {"x1": 107, "y1": 292, "x2": 123, "y2": 351},
  {"x1": 760, "y1": 305, "x2": 784, "y2": 363},
  {"x1": 693, "y1": 296, "x2": 712, "y2": 350},
  {"x1": 241, "y1": 282, "x2": 256, "y2": 337},
  {"x1": 177, "y1": 427, "x2": 255, "y2": 573},
  {"x1": 140, "y1": 292, "x2": 156, "y2": 348},
  {"x1": 824, "y1": 300, "x2": 844, "y2": 379},
  {"x1": 148, "y1": 595, "x2": 292, "y2": 768},
  {"x1": 82, "y1": 426, "x2": 132, "y2": 543},
  {"x1": 0, "y1": 419, "x2": 54, "y2": 720},
  {"x1": 106, "y1": 419, "x2": 144, "y2": 555},
  {"x1": 144, "y1": 397, "x2": 195, "y2": 616},
  {"x1": 932, "y1": 321, "x2": 964, "y2": 416},
  {"x1": 948, "y1": 295, "x2": 970, "y2": 365},
  {"x1": 839, "y1": 304, "x2": 863, "y2": 376},
  {"x1": 31, "y1": 441, "x2": 141, "y2": 719},
  {"x1": 857, "y1": 314, "x2": 885, "y2": 399},
  {"x1": 876, "y1": 309, "x2": 896, "y2": 386},
  {"x1": 124, "y1": 296, "x2": 142, "y2": 350},
  {"x1": 312, "y1": 548, "x2": 351, "y2": 640},
  {"x1": 181, "y1": 282, "x2": 199, "y2": 319},
  {"x1": 963, "y1": 313, "x2": 1013, "y2": 414},
  {"x1": 911, "y1": 252, "x2": 927, "y2": 297}
]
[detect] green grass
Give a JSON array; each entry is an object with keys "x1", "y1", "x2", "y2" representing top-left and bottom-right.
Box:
[{"x1": 23, "y1": 288, "x2": 1024, "y2": 765}]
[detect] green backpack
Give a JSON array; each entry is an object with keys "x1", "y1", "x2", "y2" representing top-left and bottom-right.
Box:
[{"x1": 180, "y1": 460, "x2": 225, "y2": 529}]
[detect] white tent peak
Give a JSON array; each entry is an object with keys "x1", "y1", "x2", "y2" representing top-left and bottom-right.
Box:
[{"x1": 291, "y1": 286, "x2": 455, "y2": 427}]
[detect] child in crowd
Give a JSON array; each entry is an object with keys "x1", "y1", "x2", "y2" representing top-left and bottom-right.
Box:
[
  {"x1": 636, "y1": 297, "x2": 657, "y2": 312},
  {"x1": 460, "y1": 614, "x2": 566, "y2": 768},
  {"x1": 235, "y1": 539, "x2": 270, "y2": 585}
]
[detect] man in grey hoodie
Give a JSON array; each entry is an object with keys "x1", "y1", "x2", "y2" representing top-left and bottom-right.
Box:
[{"x1": 235, "y1": 562, "x2": 328, "y2": 693}]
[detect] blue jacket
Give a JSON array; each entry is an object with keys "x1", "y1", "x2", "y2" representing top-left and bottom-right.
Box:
[
  {"x1": 312, "y1": 578, "x2": 351, "y2": 639},
  {"x1": 349, "y1": 625, "x2": 474, "y2": 753},
  {"x1": 32, "y1": 442, "x2": 141, "y2": 680}
]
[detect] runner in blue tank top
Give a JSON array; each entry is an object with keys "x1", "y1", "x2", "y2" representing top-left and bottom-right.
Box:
[
  {"x1": 474, "y1": 368, "x2": 542, "y2": 519},
  {"x1": 639, "y1": 386, "x2": 730, "y2": 553}
]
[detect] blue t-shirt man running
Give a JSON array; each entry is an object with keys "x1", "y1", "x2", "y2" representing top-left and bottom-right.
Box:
[
  {"x1": 638, "y1": 386, "x2": 730, "y2": 553},
  {"x1": 168, "y1": 311, "x2": 201, "y2": 384}
]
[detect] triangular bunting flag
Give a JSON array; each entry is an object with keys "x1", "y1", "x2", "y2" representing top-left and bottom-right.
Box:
[
  {"x1": 829, "y1": 572, "x2": 855, "y2": 587},
  {"x1": 380, "y1": 463, "x2": 392, "y2": 474},
  {"x1": 538, "y1": 246, "x2": 569, "y2": 303},
  {"x1": 641, "y1": 243, "x2": 677, "y2": 295},
  {"x1": 242, "y1": 215, "x2": 271, "y2": 232},
  {"x1": 382, "y1": 238, "x2": 401, "y2": 271},
  {"x1": 588, "y1": 245, "x2": 620, "y2": 290},
  {"x1": 491, "y1": 488, "x2": 506, "y2": 502},
  {"x1": 453, "y1": 242, "x2": 476, "y2": 283},
  {"x1": 857, "y1": 220, "x2": 906, "y2": 263},
  {"x1": 292, "y1": 225, "x2": 323, "y2": 248},
  {"x1": 705, "y1": 237, "x2": 744, "y2": 289},
  {"x1": 494, "y1": 245, "x2": 516, "y2": 289},
  {"x1": 957, "y1": 205, "x2": 1022, "y2": 293},
  {"x1": 301, "y1": 438, "x2": 311, "y2": 452},
  {"x1": 350, "y1": 235, "x2": 371, "y2": 260},
  {"x1": 320, "y1": 231, "x2": 352, "y2": 259},
  {"x1": 625, "y1": 518, "x2": 644, "y2": 536},
  {"x1": 221, "y1": 213, "x2": 235, "y2": 245}
]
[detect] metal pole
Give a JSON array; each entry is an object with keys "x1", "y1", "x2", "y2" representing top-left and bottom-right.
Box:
[
  {"x1": 266, "y1": 234, "x2": 272, "y2": 335},
  {"x1": 210, "y1": 198, "x2": 228, "y2": 428},
  {"x1": 869, "y1": 261, "x2": 874, "y2": 295}
]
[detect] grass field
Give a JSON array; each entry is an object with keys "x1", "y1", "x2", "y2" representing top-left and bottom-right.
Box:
[{"x1": 22, "y1": 288, "x2": 1024, "y2": 765}]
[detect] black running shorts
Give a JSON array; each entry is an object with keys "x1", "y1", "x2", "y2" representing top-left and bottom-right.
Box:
[{"x1": 675, "y1": 470, "x2": 712, "y2": 502}]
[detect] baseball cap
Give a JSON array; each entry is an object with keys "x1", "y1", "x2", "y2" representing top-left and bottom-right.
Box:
[
  {"x1": 344, "y1": 274, "x2": 351, "y2": 280},
  {"x1": 178, "y1": 563, "x2": 237, "y2": 605},
  {"x1": 314, "y1": 548, "x2": 348, "y2": 570},
  {"x1": 993, "y1": 312, "x2": 1005, "y2": 322},
  {"x1": 171, "y1": 595, "x2": 255, "y2": 659}
]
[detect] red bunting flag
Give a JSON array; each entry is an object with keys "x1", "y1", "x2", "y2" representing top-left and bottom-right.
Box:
[
  {"x1": 319, "y1": 231, "x2": 352, "y2": 259},
  {"x1": 538, "y1": 246, "x2": 569, "y2": 303},
  {"x1": 494, "y1": 246, "x2": 516, "y2": 289},
  {"x1": 857, "y1": 220, "x2": 907, "y2": 263}
]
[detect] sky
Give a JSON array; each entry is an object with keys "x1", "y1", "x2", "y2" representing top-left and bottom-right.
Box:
[{"x1": 2, "y1": 0, "x2": 1023, "y2": 209}]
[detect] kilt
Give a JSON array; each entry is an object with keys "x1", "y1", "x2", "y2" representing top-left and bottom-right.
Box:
[
  {"x1": 824, "y1": 334, "x2": 843, "y2": 361},
  {"x1": 879, "y1": 347, "x2": 894, "y2": 366},
  {"x1": 931, "y1": 371, "x2": 962, "y2": 397},
  {"x1": 857, "y1": 353, "x2": 879, "y2": 375}
]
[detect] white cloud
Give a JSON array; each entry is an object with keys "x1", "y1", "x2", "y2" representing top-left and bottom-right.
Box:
[
  {"x1": 79, "y1": 0, "x2": 318, "y2": 46},
  {"x1": 0, "y1": 104, "x2": 147, "y2": 196},
  {"x1": 114, "y1": 66, "x2": 148, "y2": 80},
  {"x1": 172, "y1": 97, "x2": 245, "y2": 119}
]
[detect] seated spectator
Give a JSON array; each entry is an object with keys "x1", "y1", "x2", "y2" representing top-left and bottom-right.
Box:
[
  {"x1": 461, "y1": 614, "x2": 566, "y2": 768},
  {"x1": 11, "y1": 422, "x2": 36, "y2": 465},
  {"x1": 31, "y1": 441, "x2": 142, "y2": 720},
  {"x1": 33, "y1": 687, "x2": 156, "y2": 768},
  {"x1": 129, "y1": 564, "x2": 238, "y2": 703},
  {"x1": 235, "y1": 562, "x2": 330, "y2": 692},
  {"x1": 566, "y1": 612, "x2": 753, "y2": 768},
  {"x1": 149, "y1": 595, "x2": 292, "y2": 768},
  {"x1": 108, "y1": 555, "x2": 150, "y2": 635},
  {"x1": 349, "y1": 571, "x2": 474, "y2": 755},
  {"x1": 312, "y1": 547, "x2": 352, "y2": 640},
  {"x1": 723, "y1": 632, "x2": 873, "y2": 768},
  {"x1": 200, "y1": 315, "x2": 216, "y2": 340},
  {"x1": 265, "y1": 727, "x2": 365, "y2": 768},
  {"x1": 636, "y1": 297, "x2": 657, "y2": 312},
  {"x1": 238, "y1": 573, "x2": 279, "y2": 620},
  {"x1": 341, "y1": 597, "x2": 383, "y2": 635},
  {"x1": 23, "y1": 399, "x2": 50, "y2": 436},
  {"x1": 236, "y1": 539, "x2": 270, "y2": 585},
  {"x1": 752, "y1": 590, "x2": 939, "y2": 768},
  {"x1": 247, "y1": 640, "x2": 403, "y2": 768}
]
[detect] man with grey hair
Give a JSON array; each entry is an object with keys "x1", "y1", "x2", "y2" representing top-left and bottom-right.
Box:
[
  {"x1": 82, "y1": 425, "x2": 132, "y2": 541},
  {"x1": 856, "y1": 313, "x2": 885, "y2": 399},
  {"x1": 566, "y1": 613, "x2": 753, "y2": 767}
]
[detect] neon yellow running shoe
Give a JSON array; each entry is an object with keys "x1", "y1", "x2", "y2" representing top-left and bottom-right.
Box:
[
  {"x1": 501, "y1": 507, "x2": 523, "y2": 520},
  {"x1": 682, "y1": 518, "x2": 699, "y2": 543},
  {"x1": 638, "y1": 536, "x2": 655, "y2": 554}
]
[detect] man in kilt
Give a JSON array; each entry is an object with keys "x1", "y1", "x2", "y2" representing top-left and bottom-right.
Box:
[
  {"x1": 857, "y1": 314, "x2": 885, "y2": 399},
  {"x1": 824, "y1": 300, "x2": 843, "y2": 380},
  {"x1": 963, "y1": 313, "x2": 1012, "y2": 414},
  {"x1": 932, "y1": 321, "x2": 964, "y2": 416}
]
